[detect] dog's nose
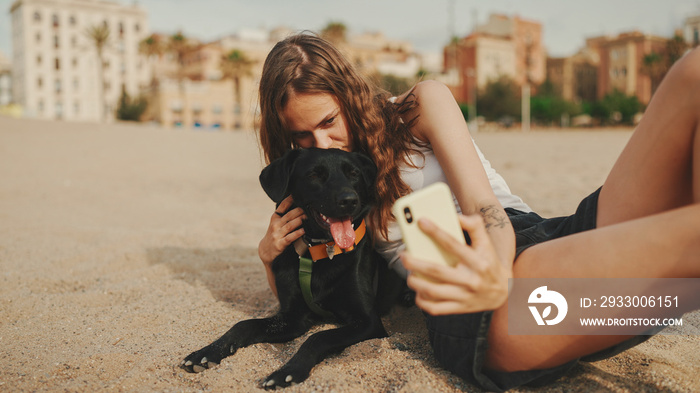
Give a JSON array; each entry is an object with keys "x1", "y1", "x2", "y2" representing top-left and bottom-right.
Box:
[{"x1": 337, "y1": 191, "x2": 359, "y2": 212}]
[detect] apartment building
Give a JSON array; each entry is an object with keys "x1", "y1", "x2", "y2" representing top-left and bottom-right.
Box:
[
  {"x1": 447, "y1": 13, "x2": 545, "y2": 104},
  {"x1": 145, "y1": 28, "x2": 422, "y2": 131},
  {"x1": 346, "y1": 31, "x2": 422, "y2": 79},
  {"x1": 144, "y1": 28, "x2": 279, "y2": 130},
  {"x1": 546, "y1": 42, "x2": 599, "y2": 103},
  {"x1": 0, "y1": 51, "x2": 12, "y2": 106},
  {"x1": 684, "y1": 14, "x2": 700, "y2": 47},
  {"x1": 596, "y1": 31, "x2": 667, "y2": 105},
  {"x1": 9, "y1": 0, "x2": 150, "y2": 121}
]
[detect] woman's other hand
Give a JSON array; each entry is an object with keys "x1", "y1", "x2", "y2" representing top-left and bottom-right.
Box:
[
  {"x1": 401, "y1": 214, "x2": 511, "y2": 315},
  {"x1": 258, "y1": 195, "x2": 306, "y2": 266}
]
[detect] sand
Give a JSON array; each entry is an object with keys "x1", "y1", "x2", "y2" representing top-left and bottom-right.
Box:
[{"x1": 1, "y1": 116, "x2": 698, "y2": 393}]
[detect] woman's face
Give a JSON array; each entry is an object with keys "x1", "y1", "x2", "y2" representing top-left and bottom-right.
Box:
[{"x1": 282, "y1": 91, "x2": 353, "y2": 151}]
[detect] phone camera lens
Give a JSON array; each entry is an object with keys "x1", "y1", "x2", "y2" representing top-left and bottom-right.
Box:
[{"x1": 403, "y1": 207, "x2": 413, "y2": 223}]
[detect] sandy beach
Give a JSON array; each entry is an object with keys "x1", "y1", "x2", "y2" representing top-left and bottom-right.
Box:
[{"x1": 1, "y1": 116, "x2": 698, "y2": 393}]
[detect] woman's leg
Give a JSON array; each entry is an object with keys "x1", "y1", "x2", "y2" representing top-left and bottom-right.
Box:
[
  {"x1": 485, "y1": 47, "x2": 700, "y2": 372},
  {"x1": 597, "y1": 46, "x2": 700, "y2": 225},
  {"x1": 486, "y1": 204, "x2": 700, "y2": 371}
]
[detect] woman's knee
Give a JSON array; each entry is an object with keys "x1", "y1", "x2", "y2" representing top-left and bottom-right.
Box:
[{"x1": 666, "y1": 47, "x2": 700, "y2": 92}]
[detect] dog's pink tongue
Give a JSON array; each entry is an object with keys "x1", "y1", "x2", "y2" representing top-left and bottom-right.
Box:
[{"x1": 329, "y1": 217, "x2": 355, "y2": 249}]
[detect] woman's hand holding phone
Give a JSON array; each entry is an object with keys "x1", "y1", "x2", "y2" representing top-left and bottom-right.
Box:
[
  {"x1": 393, "y1": 183, "x2": 510, "y2": 315},
  {"x1": 400, "y1": 214, "x2": 510, "y2": 315}
]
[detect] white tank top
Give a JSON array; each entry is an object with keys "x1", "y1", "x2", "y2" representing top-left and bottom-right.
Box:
[{"x1": 374, "y1": 140, "x2": 532, "y2": 278}]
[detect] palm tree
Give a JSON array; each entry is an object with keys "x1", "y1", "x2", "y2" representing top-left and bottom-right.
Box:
[
  {"x1": 85, "y1": 23, "x2": 110, "y2": 122},
  {"x1": 139, "y1": 33, "x2": 164, "y2": 59},
  {"x1": 640, "y1": 52, "x2": 666, "y2": 95},
  {"x1": 321, "y1": 22, "x2": 347, "y2": 45},
  {"x1": 220, "y1": 49, "x2": 253, "y2": 129},
  {"x1": 666, "y1": 35, "x2": 689, "y2": 68},
  {"x1": 168, "y1": 31, "x2": 191, "y2": 83},
  {"x1": 166, "y1": 32, "x2": 191, "y2": 126}
]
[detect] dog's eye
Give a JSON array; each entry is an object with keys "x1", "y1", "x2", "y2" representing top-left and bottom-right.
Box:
[
  {"x1": 307, "y1": 167, "x2": 328, "y2": 182},
  {"x1": 345, "y1": 167, "x2": 360, "y2": 180}
]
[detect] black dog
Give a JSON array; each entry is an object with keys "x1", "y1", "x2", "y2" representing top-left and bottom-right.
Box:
[{"x1": 182, "y1": 148, "x2": 403, "y2": 389}]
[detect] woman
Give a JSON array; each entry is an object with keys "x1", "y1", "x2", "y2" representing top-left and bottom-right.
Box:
[{"x1": 256, "y1": 32, "x2": 700, "y2": 391}]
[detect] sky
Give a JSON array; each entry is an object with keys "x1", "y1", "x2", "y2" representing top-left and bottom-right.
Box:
[{"x1": 1, "y1": 0, "x2": 700, "y2": 60}]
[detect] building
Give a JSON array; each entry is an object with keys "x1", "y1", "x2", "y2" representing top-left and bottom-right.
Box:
[
  {"x1": 448, "y1": 33, "x2": 516, "y2": 103},
  {"x1": 684, "y1": 14, "x2": 700, "y2": 47},
  {"x1": 446, "y1": 13, "x2": 546, "y2": 104},
  {"x1": 9, "y1": 0, "x2": 150, "y2": 121},
  {"x1": 546, "y1": 41, "x2": 599, "y2": 103},
  {"x1": 143, "y1": 28, "x2": 280, "y2": 130},
  {"x1": 596, "y1": 31, "x2": 667, "y2": 105},
  {"x1": 144, "y1": 27, "x2": 423, "y2": 131},
  {"x1": 344, "y1": 31, "x2": 421, "y2": 79},
  {"x1": 0, "y1": 51, "x2": 12, "y2": 106}
]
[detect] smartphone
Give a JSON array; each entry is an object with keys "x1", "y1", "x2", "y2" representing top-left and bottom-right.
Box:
[{"x1": 392, "y1": 182, "x2": 466, "y2": 267}]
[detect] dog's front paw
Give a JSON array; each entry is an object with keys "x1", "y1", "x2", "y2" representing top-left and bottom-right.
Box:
[
  {"x1": 181, "y1": 344, "x2": 228, "y2": 373},
  {"x1": 262, "y1": 366, "x2": 311, "y2": 389}
]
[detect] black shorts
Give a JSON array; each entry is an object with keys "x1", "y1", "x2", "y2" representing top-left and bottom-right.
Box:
[{"x1": 425, "y1": 187, "x2": 652, "y2": 392}]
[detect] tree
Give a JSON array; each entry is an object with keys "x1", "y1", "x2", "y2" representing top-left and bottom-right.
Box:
[
  {"x1": 666, "y1": 35, "x2": 689, "y2": 68},
  {"x1": 321, "y1": 22, "x2": 347, "y2": 45},
  {"x1": 167, "y1": 31, "x2": 192, "y2": 85},
  {"x1": 478, "y1": 76, "x2": 520, "y2": 123},
  {"x1": 163, "y1": 31, "x2": 192, "y2": 125},
  {"x1": 116, "y1": 86, "x2": 147, "y2": 121},
  {"x1": 530, "y1": 79, "x2": 580, "y2": 126},
  {"x1": 138, "y1": 33, "x2": 165, "y2": 59},
  {"x1": 220, "y1": 49, "x2": 254, "y2": 129},
  {"x1": 85, "y1": 23, "x2": 110, "y2": 122},
  {"x1": 639, "y1": 36, "x2": 688, "y2": 96},
  {"x1": 640, "y1": 52, "x2": 666, "y2": 95},
  {"x1": 588, "y1": 90, "x2": 642, "y2": 125},
  {"x1": 374, "y1": 73, "x2": 412, "y2": 96}
]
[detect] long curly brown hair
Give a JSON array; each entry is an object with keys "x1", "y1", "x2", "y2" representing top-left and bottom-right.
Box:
[{"x1": 258, "y1": 32, "x2": 425, "y2": 238}]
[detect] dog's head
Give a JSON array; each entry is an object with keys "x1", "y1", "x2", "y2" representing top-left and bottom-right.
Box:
[{"x1": 259, "y1": 148, "x2": 377, "y2": 247}]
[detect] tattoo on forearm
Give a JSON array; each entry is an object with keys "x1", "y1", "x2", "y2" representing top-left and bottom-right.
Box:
[{"x1": 479, "y1": 205, "x2": 508, "y2": 232}]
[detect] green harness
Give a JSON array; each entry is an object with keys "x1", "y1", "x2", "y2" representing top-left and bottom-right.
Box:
[
  {"x1": 295, "y1": 219, "x2": 367, "y2": 317},
  {"x1": 298, "y1": 255, "x2": 334, "y2": 317}
]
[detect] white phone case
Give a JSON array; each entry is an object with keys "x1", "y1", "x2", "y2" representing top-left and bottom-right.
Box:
[{"x1": 392, "y1": 182, "x2": 466, "y2": 267}]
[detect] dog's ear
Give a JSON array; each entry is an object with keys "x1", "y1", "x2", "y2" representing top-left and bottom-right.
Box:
[
  {"x1": 259, "y1": 149, "x2": 303, "y2": 203},
  {"x1": 353, "y1": 152, "x2": 378, "y2": 187}
]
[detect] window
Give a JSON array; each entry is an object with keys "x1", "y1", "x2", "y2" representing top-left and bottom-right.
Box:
[
  {"x1": 37, "y1": 77, "x2": 43, "y2": 88},
  {"x1": 35, "y1": 32, "x2": 41, "y2": 43},
  {"x1": 71, "y1": 35, "x2": 77, "y2": 48},
  {"x1": 72, "y1": 58, "x2": 78, "y2": 68},
  {"x1": 54, "y1": 35, "x2": 59, "y2": 48},
  {"x1": 55, "y1": 102, "x2": 63, "y2": 118},
  {"x1": 73, "y1": 78, "x2": 79, "y2": 90},
  {"x1": 52, "y1": 14, "x2": 59, "y2": 28},
  {"x1": 36, "y1": 55, "x2": 42, "y2": 65},
  {"x1": 38, "y1": 100, "x2": 44, "y2": 112},
  {"x1": 74, "y1": 101, "x2": 79, "y2": 115},
  {"x1": 118, "y1": 22, "x2": 124, "y2": 37},
  {"x1": 55, "y1": 58, "x2": 60, "y2": 70},
  {"x1": 34, "y1": 12, "x2": 41, "y2": 22},
  {"x1": 69, "y1": 15, "x2": 76, "y2": 26},
  {"x1": 55, "y1": 79, "x2": 61, "y2": 93},
  {"x1": 134, "y1": 23, "x2": 140, "y2": 33}
]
